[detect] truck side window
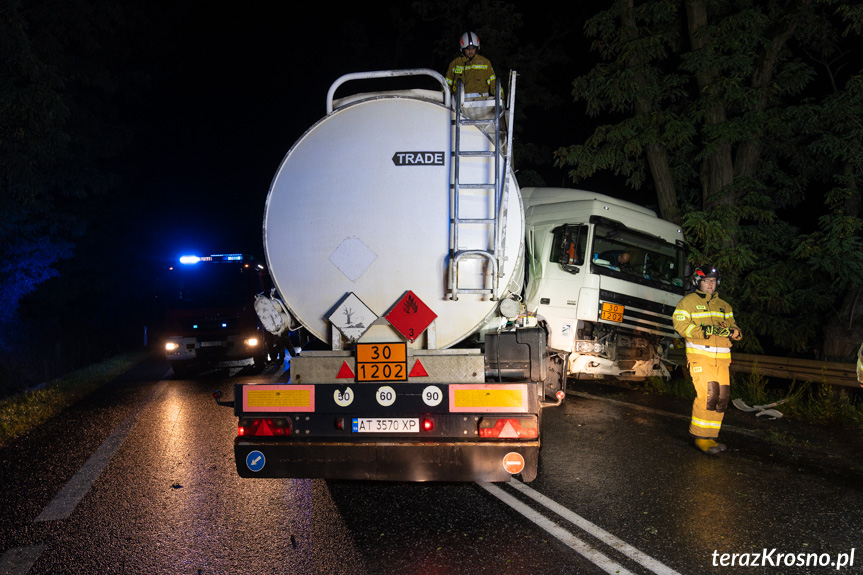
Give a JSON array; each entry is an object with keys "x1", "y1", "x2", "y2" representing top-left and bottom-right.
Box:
[{"x1": 550, "y1": 224, "x2": 587, "y2": 273}]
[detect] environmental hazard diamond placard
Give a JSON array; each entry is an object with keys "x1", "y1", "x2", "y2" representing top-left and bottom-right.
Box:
[
  {"x1": 328, "y1": 293, "x2": 377, "y2": 342},
  {"x1": 385, "y1": 290, "x2": 437, "y2": 343}
]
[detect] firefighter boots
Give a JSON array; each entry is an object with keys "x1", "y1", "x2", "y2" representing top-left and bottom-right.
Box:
[{"x1": 695, "y1": 438, "x2": 727, "y2": 455}]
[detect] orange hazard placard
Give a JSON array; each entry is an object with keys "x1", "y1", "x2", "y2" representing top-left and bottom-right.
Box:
[
  {"x1": 502, "y1": 452, "x2": 525, "y2": 475},
  {"x1": 356, "y1": 343, "x2": 408, "y2": 382}
]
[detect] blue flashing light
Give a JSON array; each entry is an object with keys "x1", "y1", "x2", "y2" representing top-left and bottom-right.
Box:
[
  {"x1": 193, "y1": 324, "x2": 199, "y2": 329},
  {"x1": 221, "y1": 323, "x2": 228, "y2": 328},
  {"x1": 178, "y1": 253, "x2": 248, "y2": 265}
]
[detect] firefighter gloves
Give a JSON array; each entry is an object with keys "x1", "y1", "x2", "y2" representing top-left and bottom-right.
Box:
[{"x1": 702, "y1": 325, "x2": 731, "y2": 338}]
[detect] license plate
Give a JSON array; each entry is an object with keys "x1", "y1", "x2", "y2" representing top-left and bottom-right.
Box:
[
  {"x1": 352, "y1": 418, "x2": 419, "y2": 433},
  {"x1": 356, "y1": 343, "x2": 408, "y2": 382},
  {"x1": 600, "y1": 302, "x2": 624, "y2": 323},
  {"x1": 200, "y1": 341, "x2": 224, "y2": 347}
]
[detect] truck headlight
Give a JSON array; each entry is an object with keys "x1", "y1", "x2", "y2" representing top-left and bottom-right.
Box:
[
  {"x1": 165, "y1": 342, "x2": 179, "y2": 352},
  {"x1": 244, "y1": 337, "x2": 259, "y2": 347},
  {"x1": 575, "y1": 340, "x2": 604, "y2": 354}
]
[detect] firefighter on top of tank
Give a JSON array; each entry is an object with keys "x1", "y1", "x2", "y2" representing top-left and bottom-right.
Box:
[
  {"x1": 673, "y1": 265, "x2": 743, "y2": 455},
  {"x1": 445, "y1": 31, "x2": 499, "y2": 98}
]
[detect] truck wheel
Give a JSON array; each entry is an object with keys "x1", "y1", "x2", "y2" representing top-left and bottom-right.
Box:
[
  {"x1": 269, "y1": 342, "x2": 284, "y2": 362},
  {"x1": 171, "y1": 360, "x2": 193, "y2": 378},
  {"x1": 251, "y1": 355, "x2": 268, "y2": 373}
]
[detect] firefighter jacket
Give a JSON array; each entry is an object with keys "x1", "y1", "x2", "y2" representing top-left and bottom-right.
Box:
[
  {"x1": 445, "y1": 54, "x2": 498, "y2": 97},
  {"x1": 673, "y1": 290, "x2": 739, "y2": 362}
]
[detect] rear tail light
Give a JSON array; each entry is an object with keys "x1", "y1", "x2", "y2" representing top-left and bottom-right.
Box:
[
  {"x1": 421, "y1": 417, "x2": 434, "y2": 432},
  {"x1": 478, "y1": 416, "x2": 538, "y2": 439},
  {"x1": 238, "y1": 417, "x2": 292, "y2": 437}
]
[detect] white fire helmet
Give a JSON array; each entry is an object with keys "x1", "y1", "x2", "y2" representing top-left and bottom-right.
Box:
[{"x1": 459, "y1": 32, "x2": 480, "y2": 52}]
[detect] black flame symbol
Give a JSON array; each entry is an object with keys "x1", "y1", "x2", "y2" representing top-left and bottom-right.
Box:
[{"x1": 403, "y1": 295, "x2": 419, "y2": 314}]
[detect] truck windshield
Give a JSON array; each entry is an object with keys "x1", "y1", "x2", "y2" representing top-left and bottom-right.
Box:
[
  {"x1": 590, "y1": 221, "x2": 686, "y2": 294},
  {"x1": 168, "y1": 265, "x2": 255, "y2": 309}
]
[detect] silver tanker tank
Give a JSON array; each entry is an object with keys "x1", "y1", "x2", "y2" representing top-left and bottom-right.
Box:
[{"x1": 263, "y1": 69, "x2": 523, "y2": 349}]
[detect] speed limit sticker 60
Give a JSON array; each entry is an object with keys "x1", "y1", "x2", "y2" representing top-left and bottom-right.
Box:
[{"x1": 376, "y1": 386, "x2": 396, "y2": 406}]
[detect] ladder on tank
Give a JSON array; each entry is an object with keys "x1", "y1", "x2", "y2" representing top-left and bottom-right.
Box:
[{"x1": 448, "y1": 72, "x2": 516, "y2": 301}]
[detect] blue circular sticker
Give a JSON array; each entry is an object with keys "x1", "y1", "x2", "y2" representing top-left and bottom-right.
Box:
[{"x1": 246, "y1": 450, "x2": 266, "y2": 472}]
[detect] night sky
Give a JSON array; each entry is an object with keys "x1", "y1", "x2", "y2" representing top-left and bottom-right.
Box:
[{"x1": 123, "y1": 3, "x2": 591, "y2": 268}]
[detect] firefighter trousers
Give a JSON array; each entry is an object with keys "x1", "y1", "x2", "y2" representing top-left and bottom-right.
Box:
[{"x1": 687, "y1": 358, "x2": 731, "y2": 439}]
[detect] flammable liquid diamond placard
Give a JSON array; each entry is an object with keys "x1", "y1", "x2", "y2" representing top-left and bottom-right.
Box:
[{"x1": 385, "y1": 290, "x2": 437, "y2": 343}]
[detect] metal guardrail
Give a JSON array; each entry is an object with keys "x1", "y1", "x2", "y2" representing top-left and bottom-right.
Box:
[{"x1": 668, "y1": 350, "x2": 860, "y2": 388}]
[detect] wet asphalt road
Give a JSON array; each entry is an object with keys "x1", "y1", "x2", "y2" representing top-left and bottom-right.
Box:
[{"x1": 0, "y1": 357, "x2": 860, "y2": 574}]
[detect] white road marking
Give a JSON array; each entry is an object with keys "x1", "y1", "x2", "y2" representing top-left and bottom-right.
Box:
[
  {"x1": 477, "y1": 483, "x2": 637, "y2": 575},
  {"x1": 0, "y1": 545, "x2": 46, "y2": 575},
  {"x1": 34, "y1": 381, "x2": 167, "y2": 522},
  {"x1": 34, "y1": 416, "x2": 135, "y2": 522},
  {"x1": 509, "y1": 479, "x2": 682, "y2": 575}
]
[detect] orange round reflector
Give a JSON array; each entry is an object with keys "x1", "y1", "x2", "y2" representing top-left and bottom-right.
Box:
[{"x1": 502, "y1": 452, "x2": 525, "y2": 475}]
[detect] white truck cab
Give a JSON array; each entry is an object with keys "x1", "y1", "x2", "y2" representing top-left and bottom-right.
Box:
[{"x1": 522, "y1": 187, "x2": 687, "y2": 380}]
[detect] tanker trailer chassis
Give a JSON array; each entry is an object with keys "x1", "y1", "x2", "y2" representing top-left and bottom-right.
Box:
[{"x1": 231, "y1": 329, "x2": 562, "y2": 482}]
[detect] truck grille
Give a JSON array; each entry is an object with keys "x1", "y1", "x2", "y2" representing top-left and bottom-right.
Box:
[{"x1": 599, "y1": 290, "x2": 677, "y2": 337}]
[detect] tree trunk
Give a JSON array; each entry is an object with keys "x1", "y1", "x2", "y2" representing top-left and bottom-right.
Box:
[
  {"x1": 821, "y1": 287, "x2": 863, "y2": 362},
  {"x1": 619, "y1": 0, "x2": 682, "y2": 224},
  {"x1": 685, "y1": 0, "x2": 735, "y2": 216},
  {"x1": 646, "y1": 145, "x2": 682, "y2": 224},
  {"x1": 735, "y1": 1, "x2": 806, "y2": 184}
]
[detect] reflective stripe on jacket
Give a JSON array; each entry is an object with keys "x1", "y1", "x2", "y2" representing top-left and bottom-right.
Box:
[
  {"x1": 445, "y1": 54, "x2": 498, "y2": 96},
  {"x1": 673, "y1": 291, "x2": 738, "y2": 361}
]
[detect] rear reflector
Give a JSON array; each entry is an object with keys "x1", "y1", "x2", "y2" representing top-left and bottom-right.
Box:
[
  {"x1": 238, "y1": 417, "x2": 292, "y2": 437},
  {"x1": 478, "y1": 417, "x2": 538, "y2": 439}
]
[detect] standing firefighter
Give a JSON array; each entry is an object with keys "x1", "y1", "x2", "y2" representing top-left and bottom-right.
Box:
[
  {"x1": 673, "y1": 265, "x2": 743, "y2": 454},
  {"x1": 445, "y1": 31, "x2": 499, "y2": 98}
]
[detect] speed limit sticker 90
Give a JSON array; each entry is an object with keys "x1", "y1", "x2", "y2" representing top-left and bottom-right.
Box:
[{"x1": 422, "y1": 385, "x2": 443, "y2": 407}]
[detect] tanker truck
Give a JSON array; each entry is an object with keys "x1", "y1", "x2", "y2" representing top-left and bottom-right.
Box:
[{"x1": 229, "y1": 69, "x2": 565, "y2": 482}]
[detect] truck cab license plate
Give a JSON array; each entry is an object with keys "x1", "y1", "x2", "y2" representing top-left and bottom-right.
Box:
[{"x1": 352, "y1": 418, "x2": 419, "y2": 433}]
